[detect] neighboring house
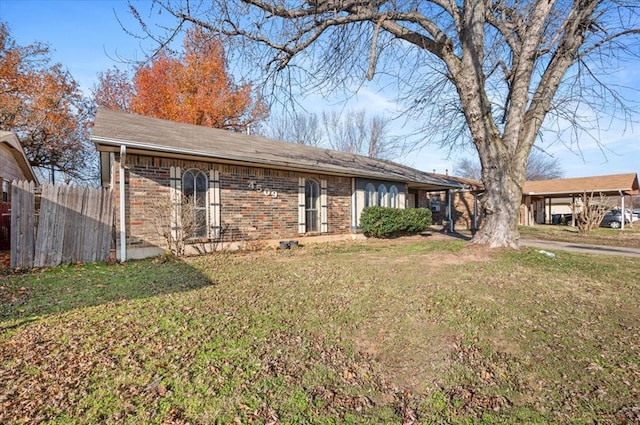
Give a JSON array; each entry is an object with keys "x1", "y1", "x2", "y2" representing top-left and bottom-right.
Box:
[
  {"x1": 92, "y1": 108, "x2": 462, "y2": 260},
  {"x1": 520, "y1": 173, "x2": 640, "y2": 227},
  {"x1": 0, "y1": 131, "x2": 38, "y2": 250}
]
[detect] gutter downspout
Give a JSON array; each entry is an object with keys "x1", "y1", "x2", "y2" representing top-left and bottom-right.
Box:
[
  {"x1": 448, "y1": 189, "x2": 454, "y2": 233},
  {"x1": 119, "y1": 145, "x2": 127, "y2": 262},
  {"x1": 351, "y1": 178, "x2": 357, "y2": 230}
]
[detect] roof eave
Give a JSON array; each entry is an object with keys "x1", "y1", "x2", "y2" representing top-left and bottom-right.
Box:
[
  {"x1": 525, "y1": 188, "x2": 635, "y2": 196},
  {"x1": 93, "y1": 136, "x2": 459, "y2": 189}
]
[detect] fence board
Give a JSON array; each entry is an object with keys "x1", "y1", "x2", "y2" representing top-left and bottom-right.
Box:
[
  {"x1": 82, "y1": 187, "x2": 98, "y2": 262},
  {"x1": 10, "y1": 181, "x2": 35, "y2": 268},
  {"x1": 11, "y1": 182, "x2": 114, "y2": 268},
  {"x1": 98, "y1": 187, "x2": 114, "y2": 261},
  {"x1": 62, "y1": 185, "x2": 83, "y2": 264},
  {"x1": 35, "y1": 184, "x2": 65, "y2": 267}
]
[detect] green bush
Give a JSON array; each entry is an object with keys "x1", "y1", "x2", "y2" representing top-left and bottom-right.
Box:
[{"x1": 359, "y1": 207, "x2": 432, "y2": 238}]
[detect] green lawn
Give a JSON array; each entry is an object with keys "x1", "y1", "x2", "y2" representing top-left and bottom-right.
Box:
[
  {"x1": 518, "y1": 223, "x2": 640, "y2": 248},
  {"x1": 1, "y1": 238, "x2": 639, "y2": 424}
]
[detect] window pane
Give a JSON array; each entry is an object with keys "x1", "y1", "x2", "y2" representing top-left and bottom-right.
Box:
[
  {"x1": 377, "y1": 184, "x2": 387, "y2": 207},
  {"x1": 183, "y1": 169, "x2": 208, "y2": 238},
  {"x1": 389, "y1": 185, "x2": 398, "y2": 208},
  {"x1": 305, "y1": 180, "x2": 319, "y2": 232},
  {"x1": 196, "y1": 173, "x2": 207, "y2": 192},
  {"x1": 306, "y1": 210, "x2": 318, "y2": 232},
  {"x1": 195, "y1": 209, "x2": 207, "y2": 237},
  {"x1": 183, "y1": 171, "x2": 195, "y2": 193},
  {"x1": 196, "y1": 181, "x2": 207, "y2": 207},
  {"x1": 365, "y1": 183, "x2": 376, "y2": 207}
]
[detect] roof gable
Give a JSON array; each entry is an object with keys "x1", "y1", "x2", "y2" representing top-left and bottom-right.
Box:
[
  {"x1": 0, "y1": 131, "x2": 38, "y2": 183},
  {"x1": 91, "y1": 108, "x2": 462, "y2": 190}
]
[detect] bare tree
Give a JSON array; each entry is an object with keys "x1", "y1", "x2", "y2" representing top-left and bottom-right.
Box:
[
  {"x1": 267, "y1": 108, "x2": 397, "y2": 158},
  {"x1": 322, "y1": 109, "x2": 396, "y2": 158},
  {"x1": 149, "y1": 195, "x2": 201, "y2": 257},
  {"x1": 525, "y1": 150, "x2": 564, "y2": 181},
  {"x1": 456, "y1": 149, "x2": 563, "y2": 181},
  {"x1": 572, "y1": 192, "x2": 613, "y2": 234},
  {"x1": 323, "y1": 109, "x2": 365, "y2": 155},
  {"x1": 454, "y1": 157, "x2": 483, "y2": 181},
  {"x1": 128, "y1": 0, "x2": 640, "y2": 247},
  {"x1": 368, "y1": 114, "x2": 392, "y2": 158},
  {"x1": 267, "y1": 111, "x2": 323, "y2": 146}
]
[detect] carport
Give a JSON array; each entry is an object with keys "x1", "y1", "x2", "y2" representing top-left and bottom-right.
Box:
[{"x1": 520, "y1": 173, "x2": 640, "y2": 229}]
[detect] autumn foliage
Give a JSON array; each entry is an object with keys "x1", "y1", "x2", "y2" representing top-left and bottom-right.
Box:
[
  {"x1": 95, "y1": 28, "x2": 266, "y2": 131},
  {"x1": 0, "y1": 23, "x2": 93, "y2": 182}
]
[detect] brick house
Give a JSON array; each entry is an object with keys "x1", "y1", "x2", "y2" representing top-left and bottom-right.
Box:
[
  {"x1": 92, "y1": 109, "x2": 463, "y2": 260},
  {"x1": 0, "y1": 131, "x2": 38, "y2": 250}
]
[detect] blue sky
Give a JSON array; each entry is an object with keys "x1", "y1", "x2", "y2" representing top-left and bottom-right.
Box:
[{"x1": 1, "y1": 0, "x2": 638, "y2": 179}]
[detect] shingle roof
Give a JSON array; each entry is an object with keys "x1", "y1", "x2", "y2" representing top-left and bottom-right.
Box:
[
  {"x1": 429, "y1": 173, "x2": 484, "y2": 191},
  {"x1": 523, "y1": 173, "x2": 639, "y2": 196},
  {"x1": 91, "y1": 108, "x2": 462, "y2": 190}
]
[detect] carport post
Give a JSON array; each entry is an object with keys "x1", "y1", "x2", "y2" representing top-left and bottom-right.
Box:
[{"x1": 620, "y1": 191, "x2": 625, "y2": 230}]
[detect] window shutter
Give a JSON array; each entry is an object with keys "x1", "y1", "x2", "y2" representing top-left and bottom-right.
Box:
[
  {"x1": 170, "y1": 166, "x2": 182, "y2": 241},
  {"x1": 298, "y1": 177, "x2": 306, "y2": 233},
  {"x1": 209, "y1": 169, "x2": 221, "y2": 239},
  {"x1": 320, "y1": 179, "x2": 328, "y2": 233}
]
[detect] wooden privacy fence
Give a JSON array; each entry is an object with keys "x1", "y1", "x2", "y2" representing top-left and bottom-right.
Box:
[{"x1": 11, "y1": 182, "x2": 114, "y2": 268}]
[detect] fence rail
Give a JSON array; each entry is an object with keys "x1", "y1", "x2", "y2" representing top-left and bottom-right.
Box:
[{"x1": 10, "y1": 182, "x2": 114, "y2": 268}]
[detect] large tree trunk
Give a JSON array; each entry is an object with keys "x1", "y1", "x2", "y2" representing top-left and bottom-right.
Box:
[
  {"x1": 470, "y1": 129, "x2": 529, "y2": 248},
  {"x1": 472, "y1": 167, "x2": 524, "y2": 248}
]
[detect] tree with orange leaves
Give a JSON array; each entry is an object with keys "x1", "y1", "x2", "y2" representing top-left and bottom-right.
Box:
[
  {"x1": 0, "y1": 23, "x2": 94, "y2": 183},
  {"x1": 94, "y1": 27, "x2": 266, "y2": 132},
  {"x1": 93, "y1": 67, "x2": 133, "y2": 112}
]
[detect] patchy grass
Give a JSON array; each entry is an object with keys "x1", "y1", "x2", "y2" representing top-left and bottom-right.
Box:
[
  {"x1": 519, "y1": 224, "x2": 640, "y2": 248},
  {"x1": 0, "y1": 257, "x2": 212, "y2": 324},
  {"x1": 1, "y1": 238, "x2": 639, "y2": 424}
]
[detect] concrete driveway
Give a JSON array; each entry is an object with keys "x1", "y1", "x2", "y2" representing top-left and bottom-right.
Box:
[{"x1": 519, "y1": 239, "x2": 640, "y2": 258}]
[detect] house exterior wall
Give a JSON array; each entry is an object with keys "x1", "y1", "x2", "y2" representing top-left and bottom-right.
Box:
[
  {"x1": 112, "y1": 154, "x2": 353, "y2": 258},
  {"x1": 425, "y1": 190, "x2": 479, "y2": 230},
  {"x1": 352, "y1": 178, "x2": 407, "y2": 228},
  {"x1": 1, "y1": 144, "x2": 31, "y2": 203},
  {"x1": 217, "y1": 165, "x2": 351, "y2": 240},
  {"x1": 416, "y1": 190, "x2": 430, "y2": 208}
]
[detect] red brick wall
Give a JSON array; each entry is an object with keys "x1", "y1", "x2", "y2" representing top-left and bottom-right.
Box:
[
  {"x1": 218, "y1": 165, "x2": 352, "y2": 241},
  {"x1": 112, "y1": 154, "x2": 353, "y2": 250},
  {"x1": 425, "y1": 191, "x2": 480, "y2": 230},
  {"x1": 416, "y1": 190, "x2": 430, "y2": 208}
]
